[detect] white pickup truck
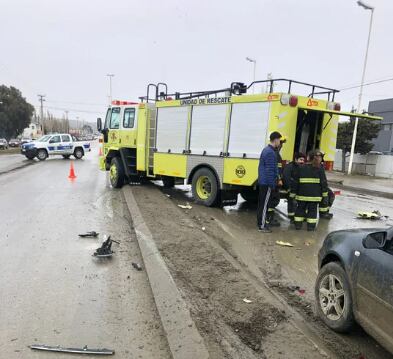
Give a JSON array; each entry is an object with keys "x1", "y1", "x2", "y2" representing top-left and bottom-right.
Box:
[{"x1": 21, "y1": 133, "x2": 91, "y2": 160}]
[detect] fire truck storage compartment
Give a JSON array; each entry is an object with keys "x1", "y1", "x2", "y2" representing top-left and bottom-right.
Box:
[
  {"x1": 294, "y1": 109, "x2": 324, "y2": 156},
  {"x1": 190, "y1": 104, "x2": 228, "y2": 155},
  {"x1": 156, "y1": 106, "x2": 189, "y2": 153},
  {"x1": 228, "y1": 102, "x2": 270, "y2": 158}
]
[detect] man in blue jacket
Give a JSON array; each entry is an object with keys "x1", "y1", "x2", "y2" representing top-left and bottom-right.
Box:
[{"x1": 257, "y1": 131, "x2": 282, "y2": 233}]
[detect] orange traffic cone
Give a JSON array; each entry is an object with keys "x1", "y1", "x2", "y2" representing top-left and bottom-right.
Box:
[{"x1": 68, "y1": 161, "x2": 77, "y2": 180}]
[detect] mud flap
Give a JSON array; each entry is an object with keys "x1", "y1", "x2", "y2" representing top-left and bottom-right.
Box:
[{"x1": 220, "y1": 190, "x2": 238, "y2": 207}]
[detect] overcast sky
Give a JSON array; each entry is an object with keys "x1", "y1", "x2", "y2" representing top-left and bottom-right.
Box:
[{"x1": 1, "y1": 0, "x2": 392, "y2": 123}]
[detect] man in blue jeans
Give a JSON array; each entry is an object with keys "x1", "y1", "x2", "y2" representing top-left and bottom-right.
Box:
[{"x1": 257, "y1": 131, "x2": 282, "y2": 233}]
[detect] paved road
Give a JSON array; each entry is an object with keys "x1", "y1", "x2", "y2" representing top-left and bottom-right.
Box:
[
  {"x1": 0, "y1": 153, "x2": 35, "y2": 174},
  {"x1": 0, "y1": 149, "x2": 170, "y2": 358}
]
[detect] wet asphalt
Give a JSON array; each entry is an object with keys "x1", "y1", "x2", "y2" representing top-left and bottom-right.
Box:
[{"x1": 0, "y1": 145, "x2": 170, "y2": 358}]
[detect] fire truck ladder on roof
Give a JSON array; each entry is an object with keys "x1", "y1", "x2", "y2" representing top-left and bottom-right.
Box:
[{"x1": 139, "y1": 79, "x2": 340, "y2": 103}]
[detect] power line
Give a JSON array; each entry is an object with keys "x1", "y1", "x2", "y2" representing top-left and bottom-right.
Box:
[
  {"x1": 340, "y1": 77, "x2": 393, "y2": 91},
  {"x1": 45, "y1": 105, "x2": 103, "y2": 115},
  {"x1": 45, "y1": 99, "x2": 106, "y2": 107}
]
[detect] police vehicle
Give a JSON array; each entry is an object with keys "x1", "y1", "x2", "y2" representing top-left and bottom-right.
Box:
[{"x1": 21, "y1": 133, "x2": 91, "y2": 160}]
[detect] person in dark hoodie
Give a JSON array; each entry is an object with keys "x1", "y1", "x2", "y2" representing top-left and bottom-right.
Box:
[
  {"x1": 282, "y1": 152, "x2": 306, "y2": 222},
  {"x1": 257, "y1": 131, "x2": 282, "y2": 233}
]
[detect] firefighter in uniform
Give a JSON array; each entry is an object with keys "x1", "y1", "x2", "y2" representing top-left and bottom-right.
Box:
[
  {"x1": 292, "y1": 150, "x2": 327, "y2": 231},
  {"x1": 318, "y1": 151, "x2": 335, "y2": 219},
  {"x1": 282, "y1": 152, "x2": 306, "y2": 222}
]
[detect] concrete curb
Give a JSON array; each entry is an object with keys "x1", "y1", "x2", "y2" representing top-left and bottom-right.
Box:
[
  {"x1": 329, "y1": 181, "x2": 393, "y2": 200},
  {"x1": 122, "y1": 186, "x2": 210, "y2": 359}
]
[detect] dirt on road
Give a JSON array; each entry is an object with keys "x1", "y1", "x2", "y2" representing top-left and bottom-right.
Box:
[{"x1": 129, "y1": 183, "x2": 379, "y2": 359}]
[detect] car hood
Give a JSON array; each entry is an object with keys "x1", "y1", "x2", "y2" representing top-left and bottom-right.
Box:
[{"x1": 22, "y1": 142, "x2": 39, "y2": 149}]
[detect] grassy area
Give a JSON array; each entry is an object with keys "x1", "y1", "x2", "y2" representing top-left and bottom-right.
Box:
[{"x1": 0, "y1": 148, "x2": 20, "y2": 155}]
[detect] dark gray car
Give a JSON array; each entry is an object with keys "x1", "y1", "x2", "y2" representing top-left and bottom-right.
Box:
[{"x1": 316, "y1": 227, "x2": 393, "y2": 354}]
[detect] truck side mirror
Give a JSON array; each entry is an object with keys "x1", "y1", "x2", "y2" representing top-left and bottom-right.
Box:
[
  {"x1": 97, "y1": 118, "x2": 102, "y2": 132},
  {"x1": 363, "y1": 231, "x2": 386, "y2": 249}
]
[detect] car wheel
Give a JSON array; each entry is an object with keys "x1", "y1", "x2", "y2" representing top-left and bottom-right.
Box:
[
  {"x1": 109, "y1": 157, "x2": 125, "y2": 188},
  {"x1": 315, "y1": 262, "x2": 355, "y2": 333},
  {"x1": 73, "y1": 148, "x2": 84, "y2": 159},
  {"x1": 37, "y1": 149, "x2": 48, "y2": 161},
  {"x1": 191, "y1": 168, "x2": 219, "y2": 207},
  {"x1": 62, "y1": 155, "x2": 71, "y2": 159}
]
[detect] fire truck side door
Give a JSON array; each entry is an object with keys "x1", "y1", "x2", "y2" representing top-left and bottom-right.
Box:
[
  {"x1": 120, "y1": 107, "x2": 137, "y2": 147},
  {"x1": 107, "y1": 107, "x2": 121, "y2": 146}
]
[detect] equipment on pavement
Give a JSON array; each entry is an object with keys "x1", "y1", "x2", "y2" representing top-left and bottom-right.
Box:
[
  {"x1": 97, "y1": 79, "x2": 381, "y2": 207},
  {"x1": 79, "y1": 231, "x2": 99, "y2": 238},
  {"x1": 68, "y1": 161, "x2": 77, "y2": 180},
  {"x1": 29, "y1": 344, "x2": 114, "y2": 355},
  {"x1": 93, "y1": 236, "x2": 120, "y2": 257}
]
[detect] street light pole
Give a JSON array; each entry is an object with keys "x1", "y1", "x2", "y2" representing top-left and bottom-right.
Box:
[
  {"x1": 246, "y1": 57, "x2": 256, "y2": 93},
  {"x1": 106, "y1": 74, "x2": 115, "y2": 105},
  {"x1": 348, "y1": 1, "x2": 374, "y2": 175}
]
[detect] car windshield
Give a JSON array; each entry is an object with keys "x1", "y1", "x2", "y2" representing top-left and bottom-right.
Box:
[{"x1": 37, "y1": 135, "x2": 51, "y2": 142}]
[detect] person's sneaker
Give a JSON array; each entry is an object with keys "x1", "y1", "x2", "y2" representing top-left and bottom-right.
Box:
[
  {"x1": 258, "y1": 226, "x2": 272, "y2": 233},
  {"x1": 320, "y1": 213, "x2": 333, "y2": 220}
]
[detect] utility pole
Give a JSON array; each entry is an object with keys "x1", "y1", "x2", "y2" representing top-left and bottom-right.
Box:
[
  {"x1": 106, "y1": 74, "x2": 115, "y2": 105},
  {"x1": 37, "y1": 94, "x2": 46, "y2": 125},
  {"x1": 348, "y1": 0, "x2": 375, "y2": 175},
  {"x1": 245, "y1": 57, "x2": 256, "y2": 94},
  {"x1": 65, "y1": 110, "x2": 69, "y2": 133}
]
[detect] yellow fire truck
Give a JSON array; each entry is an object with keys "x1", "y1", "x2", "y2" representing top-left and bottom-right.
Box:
[{"x1": 97, "y1": 79, "x2": 380, "y2": 206}]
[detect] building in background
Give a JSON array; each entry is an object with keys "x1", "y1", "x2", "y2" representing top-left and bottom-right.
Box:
[
  {"x1": 369, "y1": 98, "x2": 393, "y2": 153},
  {"x1": 22, "y1": 122, "x2": 43, "y2": 140}
]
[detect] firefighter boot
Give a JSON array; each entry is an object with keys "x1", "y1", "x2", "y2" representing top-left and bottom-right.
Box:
[
  {"x1": 319, "y1": 212, "x2": 333, "y2": 220},
  {"x1": 307, "y1": 224, "x2": 316, "y2": 231},
  {"x1": 267, "y1": 209, "x2": 281, "y2": 227}
]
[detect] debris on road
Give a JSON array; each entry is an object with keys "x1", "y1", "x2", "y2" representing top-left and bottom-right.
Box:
[
  {"x1": 287, "y1": 285, "x2": 306, "y2": 295},
  {"x1": 178, "y1": 204, "x2": 192, "y2": 209},
  {"x1": 29, "y1": 344, "x2": 114, "y2": 355},
  {"x1": 357, "y1": 210, "x2": 386, "y2": 220},
  {"x1": 276, "y1": 241, "x2": 294, "y2": 247},
  {"x1": 93, "y1": 236, "x2": 120, "y2": 258},
  {"x1": 201, "y1": 226, "x2": 206, "y2": 231},
  {"x1": 132, "y1": 262, "x2": 143, "y2": 271},
  {"x1": 79, "y1": 231, "x2": 99, "y2": 238},
  {"x1": 242, "y1": 298, "x2": 253, "y2": 304}
]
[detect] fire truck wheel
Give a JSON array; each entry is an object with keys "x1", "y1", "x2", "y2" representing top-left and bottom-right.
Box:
[
  {"x1": 240, "y1": 189, "x2": 258, "y2": 203},
  {"x1": 192, "y1": 168, "x2": 219, "y2": 207},
  {"x1": 162, "y1": 176, "x2": 175, "y2": 188},
  {"x1": 109, "y1": 157, "x2": 125, "y2": 188}
]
